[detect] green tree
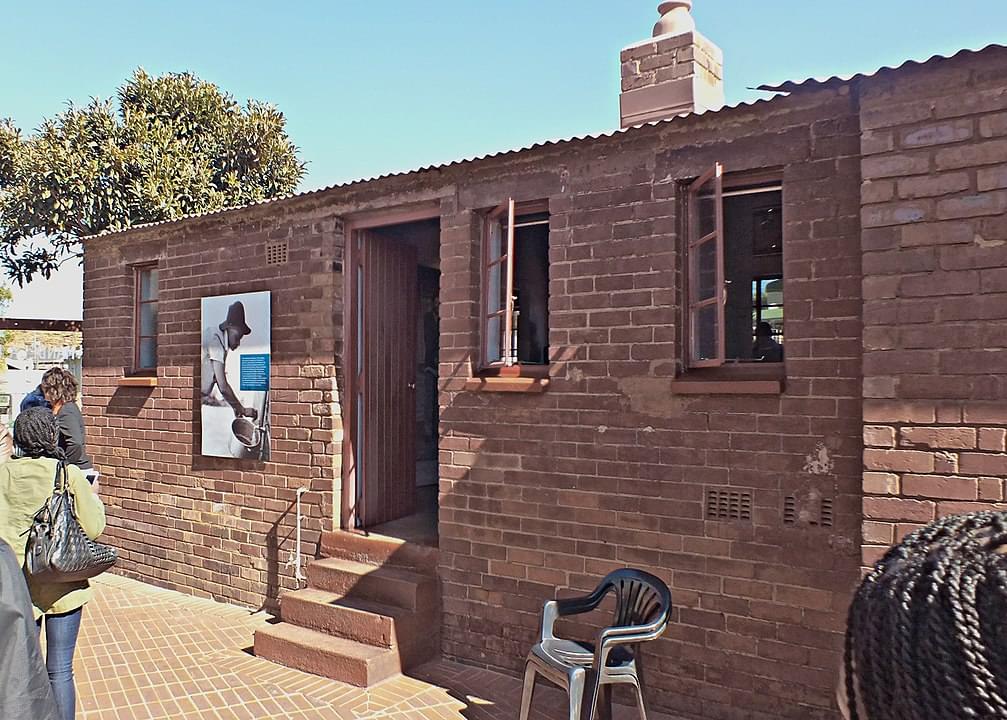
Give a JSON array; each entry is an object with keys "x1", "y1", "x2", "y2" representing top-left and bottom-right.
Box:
[
  {"x1": 0, "y1": 285, "x2": 13, "y2": 368},
  {"x1": 0, "y1": 69, "x2": 306, "y2": 284}
]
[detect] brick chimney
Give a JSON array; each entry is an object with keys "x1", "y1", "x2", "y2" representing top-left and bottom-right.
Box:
[{"x1": 619, "y1": 1, "x2": 724, "y2": 128}]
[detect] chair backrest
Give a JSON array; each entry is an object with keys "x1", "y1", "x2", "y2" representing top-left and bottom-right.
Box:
[{"x1": 601, "y1": 568, "x2": 672, "y2": 631}]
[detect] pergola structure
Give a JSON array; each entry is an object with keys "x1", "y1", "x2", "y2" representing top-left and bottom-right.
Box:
[{"x1": 0, "y1": 318, "x2": 81, "y2": 332}]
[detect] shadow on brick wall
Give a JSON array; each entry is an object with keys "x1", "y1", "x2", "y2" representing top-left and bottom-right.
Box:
[
  {"x1": 259, "y1": 502, "x2": 296, "y2": 614},
  {"x1": 106, "y1": 386, "x2": 155, "y2": 417}
]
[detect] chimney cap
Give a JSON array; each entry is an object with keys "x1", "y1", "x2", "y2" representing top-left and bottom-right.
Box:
[{"x1": 654, "y1": 1, "x2": 695, "y2": 37}]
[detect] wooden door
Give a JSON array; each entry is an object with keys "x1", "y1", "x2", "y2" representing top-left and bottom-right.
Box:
[{"x1": 355, "y1": 230, "x2": 418, "y2": 527}]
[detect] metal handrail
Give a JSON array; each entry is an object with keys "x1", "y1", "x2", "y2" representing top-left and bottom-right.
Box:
[{"x1": 285, "y1": 486, "x2": 308, "y2": 588}]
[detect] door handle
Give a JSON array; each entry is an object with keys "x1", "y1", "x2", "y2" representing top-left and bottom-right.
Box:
[{"x1": 407, "y1": 382, "x2": 416, "y2": 389}]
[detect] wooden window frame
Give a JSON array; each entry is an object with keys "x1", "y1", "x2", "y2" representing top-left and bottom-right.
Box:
[
  {"x1": 478, "y1": 198, "x2": 550, "y2": 376},
  {"x1": 685, "y1": 163, "x2": 726, "y2": 368},
  {"x1": 676, "y1": 166, "x2": 785, "y2": 394},
  {"x1": 133, "y1": 264, "x2": 158, "y2": 374}
]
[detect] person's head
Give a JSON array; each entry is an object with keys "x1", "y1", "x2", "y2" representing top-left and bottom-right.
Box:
[
  {"x1": 219, "y1": 301, "x2": 251, "y2": 350},
  {"x1": 756, "y1": 321, "x2": 774, "y2": 340},
  {"x1": 39, "y1": 367, "x2": 78, "y2": 409},
  {"x1": 842, "y1": 511, "x2": 1007, "y2": 720},
  {"x1": 13, "y1": 406, "x2": 60, "y2": 459}
]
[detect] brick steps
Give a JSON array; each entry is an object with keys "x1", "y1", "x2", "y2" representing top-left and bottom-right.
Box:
[
  {"x1": 281, "y1": 587, "x2": 437, "y2": 666},
  {"x1": 308, "y1": 557, "x2": 438, "y2": 613},
  {"x1": 254, "y1": 622, "x2": 401, "y2": 687},
  {"x1": 321, "y1": 529, "x2": 439, "y2": 573},
  {"x1": 254, "y1": 532, "x2": 440, "y2": 688}
]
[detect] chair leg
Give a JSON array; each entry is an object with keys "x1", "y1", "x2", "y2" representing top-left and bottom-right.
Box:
[
  {"x1": 635, "y1": 648, "x2": 647, "y2": 697},
  {"x1": 633, "y1": 682, "x2": 648, "y2": 720},
  {"x1": 519, "y1": 663, "x2": 538, "y2": 720},
  {"x1": 568, "y1": 670, "x2": 587, "y2": 720},
  {"x1": 634, "y1": 650, "x2": 649, "y2": 720}
]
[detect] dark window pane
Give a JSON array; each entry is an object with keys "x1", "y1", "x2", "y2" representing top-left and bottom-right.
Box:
[
  {"x1": 698, "y1": 191, "x2": 716, "y2": 238},
  {"x1": 485, "y1": 315, "x2": 502, "y2": 364},
  {"x1": 139, "y1": 338, "x2": 157, "y2": 369},
  {"x1": 140, "y1": 269, "x2": 158, "y2": 301},
  {"x1": 752, "y1": 205, "x2": 783, "y2": 255},
  {"x1": 487, "y1": 263, "x2": 503, "y2": 314},
  {"x1": 514, "y1": 223, "x2": 550, "y2": 365},
  {"x1": 697, "y1": 239, "x2": 717, "y2": 301},
  {"x1": 487, "y1": 220, "x2": 503, "y2": 260},
  {"x1": 696, "y1": 304, "x2": 719, "y2": 362},
  {"x1": 724, "y1": 189, "x2": 783, "y2": 361},
  {"x1": 140, "y1": 302, "x2": 157, "y2": 336},
  {"x1": 514, "y1": 211, "x2": 549, "y2": 226}
]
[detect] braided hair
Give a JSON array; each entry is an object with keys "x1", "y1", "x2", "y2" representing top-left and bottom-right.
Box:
[
  {"x1": 844, "y1": 511, "x2": 1007, "y2": 720},
  {"x1": 13, "y1": 405, "x2": 63, "y2": 460}
]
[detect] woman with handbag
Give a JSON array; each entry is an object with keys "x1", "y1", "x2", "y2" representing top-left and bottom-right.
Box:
[{"x1": 0, "y1": 406, "x2": 106, "y2": 720}]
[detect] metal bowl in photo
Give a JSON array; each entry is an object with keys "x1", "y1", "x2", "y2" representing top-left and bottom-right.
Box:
[{"x1": 231, "y1": 417, "x2": 260, "y2": 448}]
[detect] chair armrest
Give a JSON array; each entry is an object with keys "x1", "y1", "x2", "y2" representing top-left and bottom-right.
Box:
[
  {"x1": 555, "y1": 586, "x2": 608, "y2": 617},
  {"x1": 540, "y1": 600, "x2": 560, "y2": 641},
  {"x1": 592, "y1": 618, "x2": 667, "y2": 669},
  {"x1": 539, "y1": 587, "x2": 608, "y2": 641},
  {"x1": 599, "y1": 619, "x2": 665, "y2": 643}
]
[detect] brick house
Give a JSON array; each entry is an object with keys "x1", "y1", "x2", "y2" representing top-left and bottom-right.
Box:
[{"x1": 81, "y1": 4, "x2": 1007, "y2": 718}]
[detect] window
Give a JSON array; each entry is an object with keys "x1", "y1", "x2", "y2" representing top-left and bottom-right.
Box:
[
  {"x1": 481, "y1": 200, "x2": 549, "y2": 368},
  {"x1": 134, "y1": 265, "x2": 158, "y2": 371},
  {"x1": 686, "y1": 164, "x2": 783, "y2": 369}
]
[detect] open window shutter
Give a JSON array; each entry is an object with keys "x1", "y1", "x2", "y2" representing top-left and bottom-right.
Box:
[
  {"x1": 503, "y1": 199, "x2": 517, "y2": 365},
  {"x1": 482, "y1": 200, "x2": 512, "y2": 367},
  {"x1": 687, "y1": 163, "x2": 725, "y2": 368}
]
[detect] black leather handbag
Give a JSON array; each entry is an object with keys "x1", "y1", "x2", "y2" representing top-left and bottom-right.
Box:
[{"x1": 24, "y1": 461, "x2": 116, "y2": 583}]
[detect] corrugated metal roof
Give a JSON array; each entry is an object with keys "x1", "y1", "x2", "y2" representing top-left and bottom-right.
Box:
[
  {"x1": 89, "y1": 43, "x2": 1005, "y2": 240},
  {"x1": 757, "y1": 43, "x2": 1007, "y2": 93}
]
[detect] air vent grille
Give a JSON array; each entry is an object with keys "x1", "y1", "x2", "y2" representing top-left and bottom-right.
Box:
[
  {"x1": 783, "y1": 494, "x2": 835, "y2": 527},
  {"x1": 706, "y1": 489, "x2": 752, "y2": 522},
  {"x1": 783, "y1": 495, "x2": 798, "y2": 525},
  {"x1": 266, "y1": 240, "x2": 289, "y2": 265},
  {"x1": 819, "y1": 497, "x2": 834, "y2": 527}
]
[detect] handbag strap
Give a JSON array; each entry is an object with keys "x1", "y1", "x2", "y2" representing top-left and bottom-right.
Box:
[
  {"x1": 52, "y1": 459, "x2": 68, "y2": 493},
  {"x1": 21, "y1": 460, "x2": 66, "y2": 537}
]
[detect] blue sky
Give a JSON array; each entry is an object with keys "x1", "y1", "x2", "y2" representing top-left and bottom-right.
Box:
[{"x1": 3, "y1": 1, "x2": 1005, "y2": 318}]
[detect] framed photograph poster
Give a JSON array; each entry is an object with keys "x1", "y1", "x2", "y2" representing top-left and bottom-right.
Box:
[{"x1": 199, "y1": 291, "x2": 271, "y2": 460}]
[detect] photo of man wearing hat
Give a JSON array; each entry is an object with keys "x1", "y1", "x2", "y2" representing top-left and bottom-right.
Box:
[
  {"x1": 201, "y1": 300, "x2": 259, "y2": 419},
  {"x1": 200, "y1": 291, "x2": 271, "y2": 459}
]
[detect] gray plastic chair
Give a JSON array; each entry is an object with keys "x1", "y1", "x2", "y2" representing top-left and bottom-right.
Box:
[{"x1": 518, "y1": 568, "x2": 672, "y2": 720}]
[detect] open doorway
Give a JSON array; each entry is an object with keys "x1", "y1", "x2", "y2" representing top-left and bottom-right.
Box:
[{"x1": 345, "y1": 216, "x2": 439, "y2": 546}]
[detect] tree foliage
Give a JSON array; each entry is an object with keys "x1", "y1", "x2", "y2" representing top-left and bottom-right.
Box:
[
  {"x1": 0, "y1": 69, "x2": 305, "y2": 284},
  {"x1": 0, "y1": 285, "x2": 13, "y2": 364}
]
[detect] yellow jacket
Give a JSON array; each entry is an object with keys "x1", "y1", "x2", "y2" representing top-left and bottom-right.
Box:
[{"x1": 0, "y1": 457, "x2": 106, "y2": 618}]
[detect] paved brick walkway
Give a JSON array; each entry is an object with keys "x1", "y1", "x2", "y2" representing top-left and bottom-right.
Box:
[{"x1": 73, "y1": 574, "x2": 675, "y2": 719}]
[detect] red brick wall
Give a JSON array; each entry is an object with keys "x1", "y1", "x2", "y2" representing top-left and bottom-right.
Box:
[
  {"x1": 85, "y1": 82, "x2": 866, "y2": 719},
  {"x1": 83, "y1": 203, "x2": 342, "y2": 608},
  {"x1": 859, "y1": 48, "x2": 1007, "y2": 565},
  {"x1": 436, "y1": 86, "x2": 863, "y2": 720},
  {"x1": 83, "y1": 47, "x2": 1007, "y2": 719}
]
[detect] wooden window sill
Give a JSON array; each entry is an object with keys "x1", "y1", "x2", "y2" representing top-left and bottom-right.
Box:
[
  {"x1": 478, "y1": 364, "x2": 550, "y2": 379},
  {"x1": 464, "y1": 377, "x2": 549, "y2": 393},
  {"x1": 671, "y1": 378, "x2": 782, "y2": 395},
  {"x1": 118, "y1": 376, "x2": 158, "y2": 388}
]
